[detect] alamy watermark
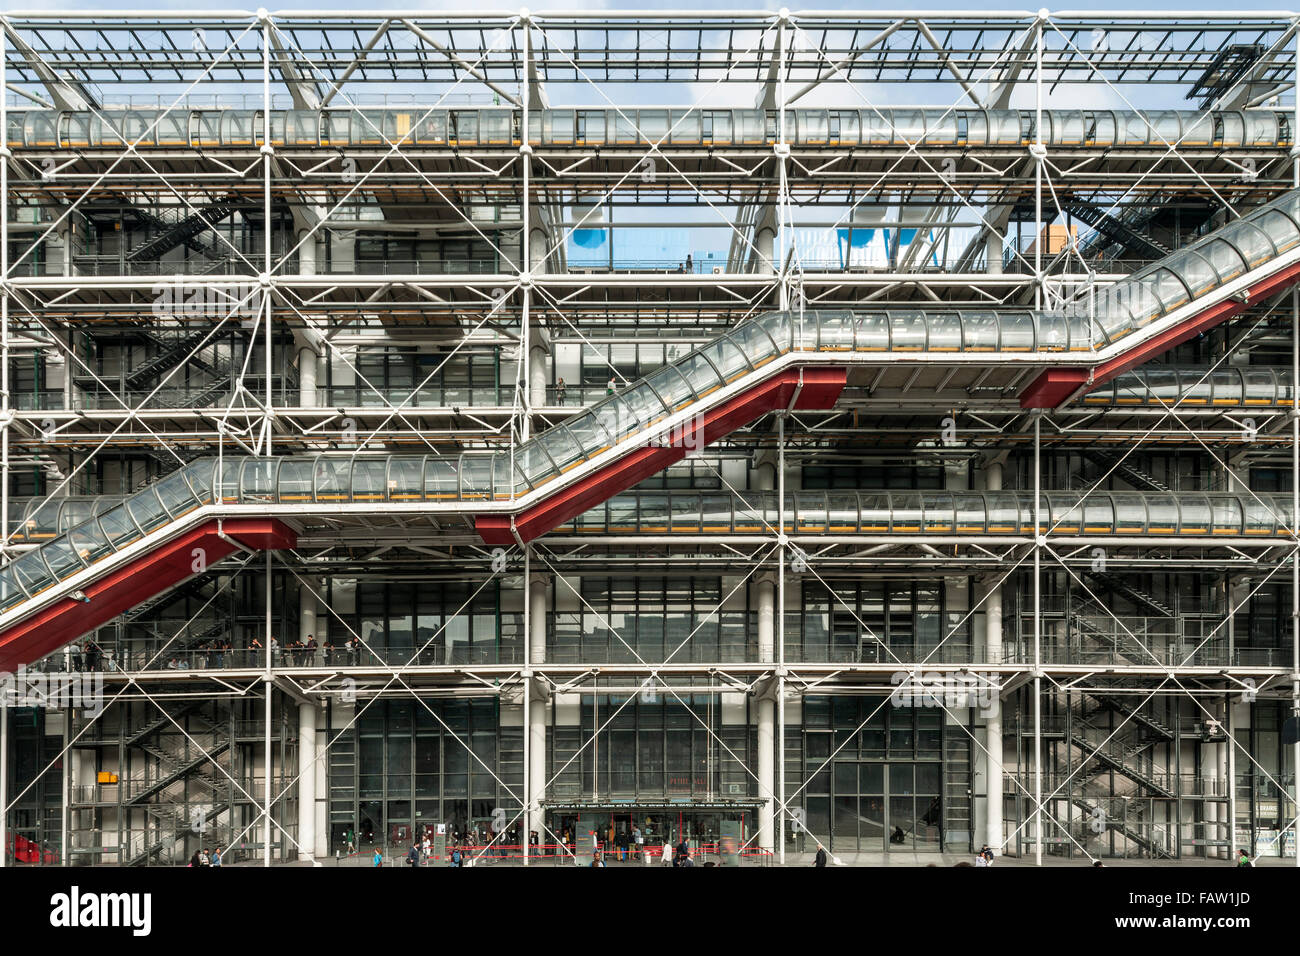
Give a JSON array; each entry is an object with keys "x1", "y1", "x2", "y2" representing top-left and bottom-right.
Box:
[
  {"x1": 1, "y1": 665, "x2": 105, "y2": 716},
  {"x1": 890, "y1": 671, "x2": 998, "y2": 716},
  {"x1": 151, "y1": 276, "x2": 262, "y2": 324}
]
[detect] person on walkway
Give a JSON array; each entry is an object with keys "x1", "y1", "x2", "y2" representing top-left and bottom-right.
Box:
[
  {"x1": 211, "y1": 846, "x2": 222, "y2": 868},
  {"x1": 1238, "y1": 849, "x2": 1253, "y2": 867},
  {"x1": 556, "y1": 378, "x2": 566, "y2": 405},
  {"x1": 606, "y1": 376, "x2": 616, "y2": 396},
  {"x1": 814, "y1": 845, "x2": 827, "y2": 867},
  {"x1": 674, "y1": 837, "x2": 691, "y2": 868},
  {"x1": 632, "y1": 824, "x2": 643, "y2": 861},
  {"x1": 406, "y1": 844, "x2": 420, "y2": 867},
  {"x1": 590, "y1": 849, "x2": 606, "y2": 868},
  {"x1": 662, "y1": 839, "x2": 673, "y2": 866},
  {"x1": 372, "y1": 848, "x2": 383, "y2": 867}
]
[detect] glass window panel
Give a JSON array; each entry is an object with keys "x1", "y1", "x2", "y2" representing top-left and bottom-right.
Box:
[
  {"x1": 537, "y1": 425, "x2": 586, "y2": 474},
  {"x1": 889, "y1": 310, "x2": 927, "y2": 350},
  {"x1": 1206, "y1": 496, "x2": 1237, "y2": 535},
  {"x1": 672, "y1": 352, "x2": 726, "y2": 399},
  {"x1": 97, "y1": 504, "x2": 141, "y2": 548},
  {"x1": 1165, "y1": 249, "x2": 1221, "y2": 297},
  {"x1": 962, "y1": 310, "x2": 1000, "y2": 350},
  {"x1": 999, "y1": 312, "x2": 1035, "y2": 350},
  {"x1": 1253, "y1": 210, "x2": 1300, "y2": 254},
  {"x1": 727, "y1": 318, "x2": 781, "y2": 367},
  {"x1": 853, "y1": 312, "x2": 890, "y2": 350},
  {"x1": 352, "y1": 460, "x2": 387, "y2": 500},
  {"x1": 126, "y1": 486, "x2": 170, "y2": 532},
  {"x1": 10, "y1": 551, "x2": 56, "y2": 598},
  {"x1": 1197, "y1": 238, "x2": 1248, "y2": 283},
  {"x1": 1220, "y1": 220, "x2": 1276, "y2": 268},
  {"x1": 926, "y1": 312, "x2": 962, "y2": 350},
  {"x1": 1179, "y1": 495, "x2": 1213, "y2": 534},
  {"x1": 67, "y1": 520, "x2": 112, "y2": 566}
]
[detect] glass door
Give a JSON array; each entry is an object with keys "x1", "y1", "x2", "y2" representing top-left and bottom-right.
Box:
[{"x1": 829, "y1": 761, "x2": 942, "y2": 852}]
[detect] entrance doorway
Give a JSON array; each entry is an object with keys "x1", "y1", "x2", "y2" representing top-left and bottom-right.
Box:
[
  {"x1": 831, "y1": 762, "x2": 942, "y2": 852},
  {"x1": 546, "y1": 807, "x2": 754, "y2": 861}
]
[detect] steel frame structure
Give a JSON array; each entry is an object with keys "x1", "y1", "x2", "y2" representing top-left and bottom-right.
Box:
[{"x1": 0, "y1": 8, "x2": 1299, "y2": 867}]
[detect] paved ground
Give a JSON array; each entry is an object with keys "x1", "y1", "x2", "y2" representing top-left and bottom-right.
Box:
[{"x1": 250, "y1": 848, "x2": 1296, "y2": 867}]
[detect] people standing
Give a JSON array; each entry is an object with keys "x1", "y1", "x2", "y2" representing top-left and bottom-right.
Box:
[
  {"x1": 814, "y1": 845, "x2": 827, "y2": 867},
  {"x1": 372, "y1": 848, "x2": 383, "y2": 867},
  {"x1": 556, "y1": 377, "x2": 566, "y2": 406}
]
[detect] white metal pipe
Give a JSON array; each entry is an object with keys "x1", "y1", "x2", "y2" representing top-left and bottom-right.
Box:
[
  {"x1": 1034, "y1": 411, "x2": 1043, "y2": 866},
  {"x1": 777, "y1": 411, "x2": 787, "y2": 866},
  {"x1": 0, "y1": 702, "x2": 7, "y2": 868},
  {"x1": 298, "y1": 701, "x2": 316, "y2": 862}
]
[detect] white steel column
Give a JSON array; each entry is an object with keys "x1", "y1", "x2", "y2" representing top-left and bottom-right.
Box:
[
  {"x1": 755, "y1": 452, "x2": 777, "y2": 856},
  {"x1": 1031, "y1": 12, "x2": 1044, "y2": 866},
  {"x1": 1033, "y1": 413, "x2": 1043, "y2": 866},
  {"x1": 264, "y1": 547, "x2": 273, "y2": 866},
  {"x1": 61, "y1": 718, "x2": 69, "y2": 866},
  {"x1": 527, "y1": 569, "x2": 547, "y2": 864},
  {"x1": 299, "y1": 577, "x2": 318, "y2": 646},
  {"x1": 984, "y1": 459, "x2": 1004, "y2": 852},
  {"x1": 0, "y1": 703, "x2": 6, "y2": 867},
  {"x1": 294, "y1": 330, "x2": 318, "y2": 407},
  {"x1": 298, "y1": 702, "x2": 317, "y2": 862},
  {"x1": 777, "y1": 413, "x2": 787, "y2": 865},
  {"x1": 262, "y1": 12, "x2": 275, "y2": 869},
  {"x1": 297, "y1": 579, "x2": 318, "y2": 861}
]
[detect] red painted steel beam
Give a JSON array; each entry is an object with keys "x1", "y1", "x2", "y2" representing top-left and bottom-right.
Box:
[
  {"x1": 476, "y1": 367, "x2": 846, "y2": 545},
  {"x1": 0, "y1": 517, "x2": 296, "y2": 673},
  {"x1": 1019, "y1": 260, "x2": 1300, "y2": 409}
]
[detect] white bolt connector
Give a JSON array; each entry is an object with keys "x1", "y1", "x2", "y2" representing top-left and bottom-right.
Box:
[{"x1": 1028, "y1": 143, "x2": 1047, "y2": 160}]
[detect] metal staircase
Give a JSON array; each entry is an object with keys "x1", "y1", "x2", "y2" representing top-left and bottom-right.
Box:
[
  {"x1": 1069, "y1": 796, "x2": 1175, "y2": 859},
  {"x1": 1070, "y1": 731, "x2": 1175, "y2": 798},
  {"x1": 124, "y1": 329, "x2": 221, "y2": 391},
  {"x1": 126, "y1": 198, "x2": 247, "y2": 264},
  {"x1": 1066, "y1": 199, "x2": 1172, "y2": 260},
  {"x1": 1081, "y1": 449, "x2": 1172, "y2": 493},
  {"x1": 127, "y1": 804, "x2": 228, "y2": 866},
  {"x1": 1083, "y1": 572, "x2": 1175, "y2": 618}
]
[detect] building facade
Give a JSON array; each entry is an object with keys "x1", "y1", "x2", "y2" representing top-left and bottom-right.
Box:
[{"x1": 0, "y1": 10, "x2": 1298, "y2": 865}]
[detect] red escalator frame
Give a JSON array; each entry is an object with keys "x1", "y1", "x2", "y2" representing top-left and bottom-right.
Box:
[
  {"x1": 1020, "y1": 261, "x2": 1300, "y2": 409},
  {"x1": 0, "y1": 517, "x2": 296, "y2": 673},
  {"x1": 476, "y1": 367, "x2": 846, "y2": 545}
]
